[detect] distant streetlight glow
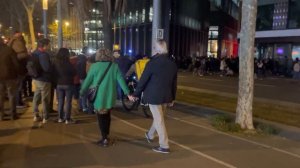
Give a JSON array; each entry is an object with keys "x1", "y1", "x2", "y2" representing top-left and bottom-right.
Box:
[
  {"x1": 43, "y1": 0, "x2": 48, "y2": 37},
  {"x1": 43, "y1": 0, "x2": 48, "y2": 10}
]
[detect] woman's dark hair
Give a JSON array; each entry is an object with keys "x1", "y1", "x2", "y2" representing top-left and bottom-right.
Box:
[{"x1": 55, "y1": 48, "x2": 70, "y2": 64}]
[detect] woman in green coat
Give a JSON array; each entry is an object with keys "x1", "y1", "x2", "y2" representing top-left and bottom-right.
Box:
[{"x1": 80, "y1": 49, "x2": 130, "y2": 147}]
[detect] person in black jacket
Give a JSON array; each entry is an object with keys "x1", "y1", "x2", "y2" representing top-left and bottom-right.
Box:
[
  {"x1": 53, "y1": 48, "x2": 76, "y2": 124},
  {"x1": 0, "y1": 38, "x2": 21, "y2": 120},
  {"x1": 130, "y1": 40, "x2": 177, "y2": 154},
  {"x1": 77, "y1": 47, "x2": 89, "y2": 113}
]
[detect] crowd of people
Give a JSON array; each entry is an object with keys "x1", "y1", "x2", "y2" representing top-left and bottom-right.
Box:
[
  {"x1": 0, "y1": 33, "x2": 177, "y2": 154},
  {"x1": 178, "y1": 54, "x2": 300, "y2": 80}
]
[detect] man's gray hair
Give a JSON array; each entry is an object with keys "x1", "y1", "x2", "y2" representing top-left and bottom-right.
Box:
[{"x1": 155, "y1": 40, "x2": 168, "y2": 54}]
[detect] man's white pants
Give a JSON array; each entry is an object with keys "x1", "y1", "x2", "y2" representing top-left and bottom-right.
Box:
[{"x1": 148, "y1": 104, "x2": 169, "y2": 149}]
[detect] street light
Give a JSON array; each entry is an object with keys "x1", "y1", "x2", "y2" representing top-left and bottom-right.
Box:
[
  {"x1": 43, "y1": 0, "x2": 48, "y2": 38},
  {"x1": 65, "y1": 22, "x2": 69, "y2": 27}
]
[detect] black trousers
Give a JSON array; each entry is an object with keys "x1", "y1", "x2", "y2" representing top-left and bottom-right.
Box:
[{"x1": 96, "y1": 110, "x2": 111, "y2": 140}]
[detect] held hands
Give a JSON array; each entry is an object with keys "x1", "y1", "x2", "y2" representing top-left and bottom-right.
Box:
[
  {"x1": 128, "y1": 95, "x2": 138, "y2": 102},
  {"x1": 168, "y1": 101, "x2": 175, "y2": 107}
]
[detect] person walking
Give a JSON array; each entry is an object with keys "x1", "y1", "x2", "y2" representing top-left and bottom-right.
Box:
[
  {"x1": 0, "y1": 38, "x2": 21, "y2": 120},
  {"x1": 31, "y1": 39, "x2": 52, "y2": 124},
  {"x1": 293, "y1": 58, "x2": 300, "y2": 80},
  {"x1": 129, "y1": 40, "x2": 177, "y2": 154},
  {"x1": 53, "y1": 48, "x2": 76, "y2": 124},
  {"x1": 80, "y1": 49, "x2": 130, "y2": 147}
]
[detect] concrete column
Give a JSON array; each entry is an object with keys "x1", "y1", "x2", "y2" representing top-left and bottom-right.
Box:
[
  {"x1": 57, "y1": 0, "x2": 63, "y2": 48},
  {"x1": 43, "y1": 10, "x2": 47, "y2": 38},
  {"x1": 151, "y1": 0, "x2": 162, "y2": 56}
]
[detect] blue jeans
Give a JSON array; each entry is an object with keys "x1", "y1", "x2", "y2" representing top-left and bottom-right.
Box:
[
  {"x1": 79, "y1": 80, "x2": 88, "y2": 111},
  {"x1": 57, "y1": 85, "x2": 73, "y2": 120}
]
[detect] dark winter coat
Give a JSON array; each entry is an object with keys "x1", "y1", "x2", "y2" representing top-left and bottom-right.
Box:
[
  {"x1": 53, "y1": 60, "x2": 76, "y2": 85},
  {"x1": 32, "y1": 49, "x2": 52, "y2": 83},
  {"x1": 77, "y1": 54, "x2": 87, "y2": 80},
  {"x1": 8, "y1": 36, "x2": 29, "y2": 76},
  {"x1": 133, "y1": 54, "x2": 177, "y2": 104},
  {"x1": 0, "y1": 43, "x2": 20, "y2": 80}
]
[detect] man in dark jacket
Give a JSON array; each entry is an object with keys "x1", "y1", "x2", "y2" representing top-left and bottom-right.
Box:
[
  {"x1": 0, "y1": 38, "x2": 21, "y2": 120},
  {"x1": 130, "y1": 40, "x2": 177, "y2": 154},
  {"x1": 8, "y1": 31, "x2": 29, "y2": 108},
  {"x1": 31, "y1": 39, "x2": 52, "y2": 124}
]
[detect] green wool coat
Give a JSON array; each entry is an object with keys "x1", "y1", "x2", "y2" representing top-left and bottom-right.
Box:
[{"x1": 80, "y1": 61, "x2": 129, "y2": 110}]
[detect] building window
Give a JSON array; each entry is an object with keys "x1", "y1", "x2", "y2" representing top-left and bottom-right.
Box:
[
  {"x1": 273, "y1": 1, "x2": 288, "y2": 30},
  {"x1": 288, "y1": 0, "x2": 300, "y2": 28},
  {"x1": 256, "y1": 4, "x2": 274, "y2": 31},
  {"x1": 149, "y1": 7, "x2": 153, "y2": 22}
]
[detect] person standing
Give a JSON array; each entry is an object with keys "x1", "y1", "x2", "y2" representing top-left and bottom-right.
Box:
[
  {"x1": 80, "y1": 49, "x2": 130, "y2": 147},
  {"x1": 31, "y1": 39, "x2": 52, "y2": 124},
  {"x1": 70, "y1": 52, "x2": 81, "y2": 112},
  {"x1": 0, "y1": 38, "x2": 21, "y2": 120},
  {"x1": 129, "y1": 40, "x2": 177, "y2": 154},
  {"x1": 293, "y1": 58, "x2": 300, "y2": 80},
  {"x1": 8, "y1": 31, "x2": 29, "y2": 108},
  {"x1": 53, "y1": 48, "x2": 76, "y2": 124},
  {"x1": 77, "y1": 47, "x2": 88, "y2": 113}
]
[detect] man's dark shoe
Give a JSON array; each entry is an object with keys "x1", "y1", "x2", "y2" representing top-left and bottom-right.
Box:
[
  {"x1": 97, "y1": 139, "x2": 109, "y2": 147},
  {"x1": 145, "y1": 132, "x2": 153, "y2": 143},
  {"x1": 0, "y1": 114, "x2": 4, "y2": 121},
  {"x1": 11, "y1": 115, "x2": 19, "y2": 120},
  {"x1": 152, "y1": 147, "x2": 170, "y2": 154}
]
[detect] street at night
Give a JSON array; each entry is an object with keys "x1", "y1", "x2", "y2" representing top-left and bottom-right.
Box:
[
  {"x1": 1, "y1": 99, "x2": 300, "y2": 168},
  {"x1": 1, "y1": 0, "x2": 300, "y2": 167}
]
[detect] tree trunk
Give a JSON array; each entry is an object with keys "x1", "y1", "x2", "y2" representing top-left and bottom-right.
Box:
[
  {"x1": 27, "y1": 9, "x2": 36, "y2": 48},
  {"x1": 235, "y1": 0, "x2": 257, "y2": 130}
]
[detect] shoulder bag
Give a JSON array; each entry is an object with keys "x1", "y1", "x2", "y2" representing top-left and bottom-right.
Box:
[{"x1": 87, "y1": 62, "x2": 112, "y2": 103}]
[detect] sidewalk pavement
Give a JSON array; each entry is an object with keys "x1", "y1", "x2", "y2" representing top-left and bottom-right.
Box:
[{"x1": 1, "y1": 101, "x2": 300, "y2": 168}]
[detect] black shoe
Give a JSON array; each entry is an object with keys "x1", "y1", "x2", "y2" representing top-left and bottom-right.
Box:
[
  {"x1": 152, "y1": 146, "x2": 170, "y2": 154},
  {"x1": 0, "y1": 114, "x2": 4, "y2": 121},
  {"x1": 97, "y1": 139, "x2": 109, "y2": 147},
  {"x1": 11, "y1": 115, "x2": 19, "y2": 120},
  {"x1": 145, "y1": 132, "x2": 153, "y2": 143}
]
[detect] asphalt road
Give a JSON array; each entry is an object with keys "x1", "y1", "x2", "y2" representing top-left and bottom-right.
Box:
[
  {"x1": 1, "y1": 103, "x2": 300, "y2": 168},
  {"x1": 178, "y1": 72, "x2": 300, "y2": 104}
]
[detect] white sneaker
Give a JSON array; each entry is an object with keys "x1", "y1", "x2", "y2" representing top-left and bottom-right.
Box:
[
  {"x1": 65, "y1": 119, "x2": 75, "y2": 124},
  {"x1": 42, "y1": 119, "x2": 47, "y2": 124},
  {"x1": 33, "y1": 116, "x2": 41, "y2": 122},
  {"x1": 58, "y1": 119, "x2": 64, "y2": 123}
]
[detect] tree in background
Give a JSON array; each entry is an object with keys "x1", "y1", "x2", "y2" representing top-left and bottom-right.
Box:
[
  {"x1": 0, "y1": 0, "x2": 27, "y2": 33},
  {"x1": 20, "y1": 0, "x2": 39, "y2": 48},
  {"x1": 235, "y1": 0, "x2": 258, "y2": 130}
]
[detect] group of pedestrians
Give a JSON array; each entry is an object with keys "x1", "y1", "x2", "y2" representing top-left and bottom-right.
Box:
[{"x1": 0, "y1": 35, "x2": 178, "y2": 154}]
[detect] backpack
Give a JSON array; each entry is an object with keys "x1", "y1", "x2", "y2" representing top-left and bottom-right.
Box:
[{"x1": 26, "y1": 53, "x2": 42, "y2": 78}]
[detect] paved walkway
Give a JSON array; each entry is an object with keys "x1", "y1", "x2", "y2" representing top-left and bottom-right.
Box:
[{"x1": 1, "y1": 102, "x2": 300, "y2": 168}]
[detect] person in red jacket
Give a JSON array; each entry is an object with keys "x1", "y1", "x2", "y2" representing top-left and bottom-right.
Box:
[{"x1": 70, "y1": 52, "x2": 81, "y2": 112}]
